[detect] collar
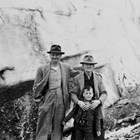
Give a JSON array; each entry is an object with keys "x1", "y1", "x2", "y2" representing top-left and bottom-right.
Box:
[
  {"x1": 50, "y1": 63, "x2": 60, "y2": 71},
  {"x1": 84, "y1": 72, "x2": 93, "y2": 79}
]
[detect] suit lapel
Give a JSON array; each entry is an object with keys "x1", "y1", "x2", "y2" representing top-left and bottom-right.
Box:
[
  {"x1": 34, "y1": 63, "x2": 50, "y2": 99},
  {"x1": 44, "y1": 63, "x2": 51, "y2": 77},
  {"x1": 60, "y1": 62, "x2": 66, "y2": 87},
  {"x1": 79, "y1": 73, "x2": 84, "y2": 92},
  {"x1": 93, "y1": 72, "x2": 99, "y2": 96}
]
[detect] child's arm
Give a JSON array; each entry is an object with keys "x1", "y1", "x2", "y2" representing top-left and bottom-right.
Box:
[
  {"x1": 94, "y1": 108, "x2": 101, "y2": 135},
  {"x1": 62, "y1": 105, "x2": 79, "y2": 125}
]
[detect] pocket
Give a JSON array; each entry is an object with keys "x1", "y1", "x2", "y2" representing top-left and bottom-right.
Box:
[{"x1": 44, "y1": 90, "x2": 56, "y2": 103}]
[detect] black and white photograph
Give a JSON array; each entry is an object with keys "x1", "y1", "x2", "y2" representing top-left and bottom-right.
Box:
[{"x1": 0, "y1": 0, "x2": 140, "y2": 140}]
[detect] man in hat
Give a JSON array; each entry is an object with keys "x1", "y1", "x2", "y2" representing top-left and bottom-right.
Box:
[
  {"x1": 69, "y1": 55, "x2": 107, "y2": 140},
  {"x1": 33, "y1": 44, "x2": 78, "y2": 140}
]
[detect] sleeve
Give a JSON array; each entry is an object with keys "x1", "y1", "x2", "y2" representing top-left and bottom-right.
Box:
[
  {"x1": 69, "y1": 77, "x2": 79, "y2": 94},
  {"x1": 94, "y1": 108, "x2": 101, "y2": 132},
  {"x1": 33, "y1": 67, "x2": 43, "y2": 100},
  {"x1": 63, "y1": 105, "x2": 79, "y2": 123},
  {"x1": 98, "y1": 74, "x2": 108, "y2": 105},
  {"x1": 98, "y1": 75, "x2": 106, "y2": 93},
  {"x1": 33, "y1": 67, "x2": 43, "y2": 90},
  {"x1": 69, "y1": 66, "x2": 81, "y2": 78},
  {"x1": 69, "y1": 77, "x2": 80, "y2": 104}
]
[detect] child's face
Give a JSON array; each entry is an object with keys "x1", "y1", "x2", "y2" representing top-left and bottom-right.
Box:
[{"x1": 83, "y1": 88, "x2": 93, "y2": 101}]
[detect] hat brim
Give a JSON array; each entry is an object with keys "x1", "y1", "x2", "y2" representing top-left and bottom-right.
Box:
[
  {"x1": 80, "y1": 62, "x2": 97, "y2": 65},
  {"x1": 47, "y1": 51, "x2": 65, "y2": 54}
]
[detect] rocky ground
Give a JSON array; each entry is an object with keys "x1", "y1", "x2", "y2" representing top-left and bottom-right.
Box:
[
  {"x1": 104, "y1": 85, "x2": 140, "y2": 140},
  {"x1": 0, "y1": 83, "x2": 140, "y2": 140}
]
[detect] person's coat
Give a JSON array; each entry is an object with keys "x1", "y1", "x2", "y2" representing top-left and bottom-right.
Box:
[
  {"x1": 69, "y1": 71, "x2": 107, "y2": 119},
  {"x1": 33, "y1": 62, "x2": 77, "y2": 111}
]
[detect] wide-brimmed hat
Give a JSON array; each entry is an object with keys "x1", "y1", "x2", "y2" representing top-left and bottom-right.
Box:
[
  {"x1": 47, "y1": 44, "x2": 65, "y2": 54},
  {"x1": 80, "y1": 55, "x2": 97, "y2": 65}
]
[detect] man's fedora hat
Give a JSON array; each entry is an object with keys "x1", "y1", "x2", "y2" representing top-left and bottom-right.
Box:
[
  {"x1": 80, "y1": 55, "x2": 97, "y2": 65},
  {"x1": 47, "y1": 44, "x2": 65, "y2": 54}
]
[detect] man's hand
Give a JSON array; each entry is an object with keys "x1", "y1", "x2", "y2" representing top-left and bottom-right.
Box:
[
  {"x1": 90, "y1": 100, "x2": 101, "y2": 110},
  {"x1": 78, "y1": 101, "x2": 89, "y2": 111}
]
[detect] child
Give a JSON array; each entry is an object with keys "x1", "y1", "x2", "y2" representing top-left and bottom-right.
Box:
[{"x1": 62, "y1": 85, "x2": 101, "y2": 140}]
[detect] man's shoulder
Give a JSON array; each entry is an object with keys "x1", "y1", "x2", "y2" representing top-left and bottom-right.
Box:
[
  {"x1": 94, "y1": 72, "x2": 103, "y2": 79},
  {"x1": 61, "y1": 62, "x2": 70, "y2": 67},
  {"x1": 94, "y1": 72, "x2": 102, "y2": 76},
  {"x1": 37, "y1": 64, "x2": 49, "y2": 70},
  {"x1": 74, "y1": 72, "x2": 84, "y2": 79}
]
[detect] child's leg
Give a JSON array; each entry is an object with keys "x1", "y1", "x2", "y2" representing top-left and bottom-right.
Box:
[
  {"x1": 83, "y1": 126, "x2": 94, "y2": 140},
  {"x1": 72, "y1": 124, "x2": 84, "y2": 140}
]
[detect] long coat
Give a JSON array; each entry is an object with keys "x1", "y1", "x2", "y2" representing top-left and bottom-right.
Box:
[
  {"x1": 33, "y1": 62, "x2": 79, "y2": 140},
  {"x1": 33, "y1": 62, "x2": 76, "y2": 111}
]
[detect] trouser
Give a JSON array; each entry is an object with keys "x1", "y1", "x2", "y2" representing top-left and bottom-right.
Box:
[
  {"x1": 71, "y1": 119, "x2": 104, "y2": 140},
  {"x1": 72, "y1": 122, "x2": 94, "y2": 140},
  {"x1": 36, "y1": 87, "x2": 65, "y2": 140}
]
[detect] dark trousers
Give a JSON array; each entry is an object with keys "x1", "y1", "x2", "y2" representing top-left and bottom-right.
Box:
[
  {"x1": 72, "y1": 123, "x2": 94, "y2": 140},
  {"x1": 71, "y1": 119, "x2": 105, "y2": 140}
]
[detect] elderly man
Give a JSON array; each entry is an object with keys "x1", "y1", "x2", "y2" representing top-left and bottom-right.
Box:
[
  {"x1": 33, "y1": 44, "x2": 78, "y2": 140},
  {"x1": 69, "y1": 55, "x2": 107, "y2": 140}
]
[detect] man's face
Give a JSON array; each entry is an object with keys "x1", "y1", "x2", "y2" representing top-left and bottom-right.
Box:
[
  {"x1": 83, "y1": 88, "x2": 94, "y2": 101},
  {"x1": 83, "y1": 63, "x2": 94, "y2": 72},
  {"x1": 49, "y1": 53, "x2": 62, "y2": 63}
]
